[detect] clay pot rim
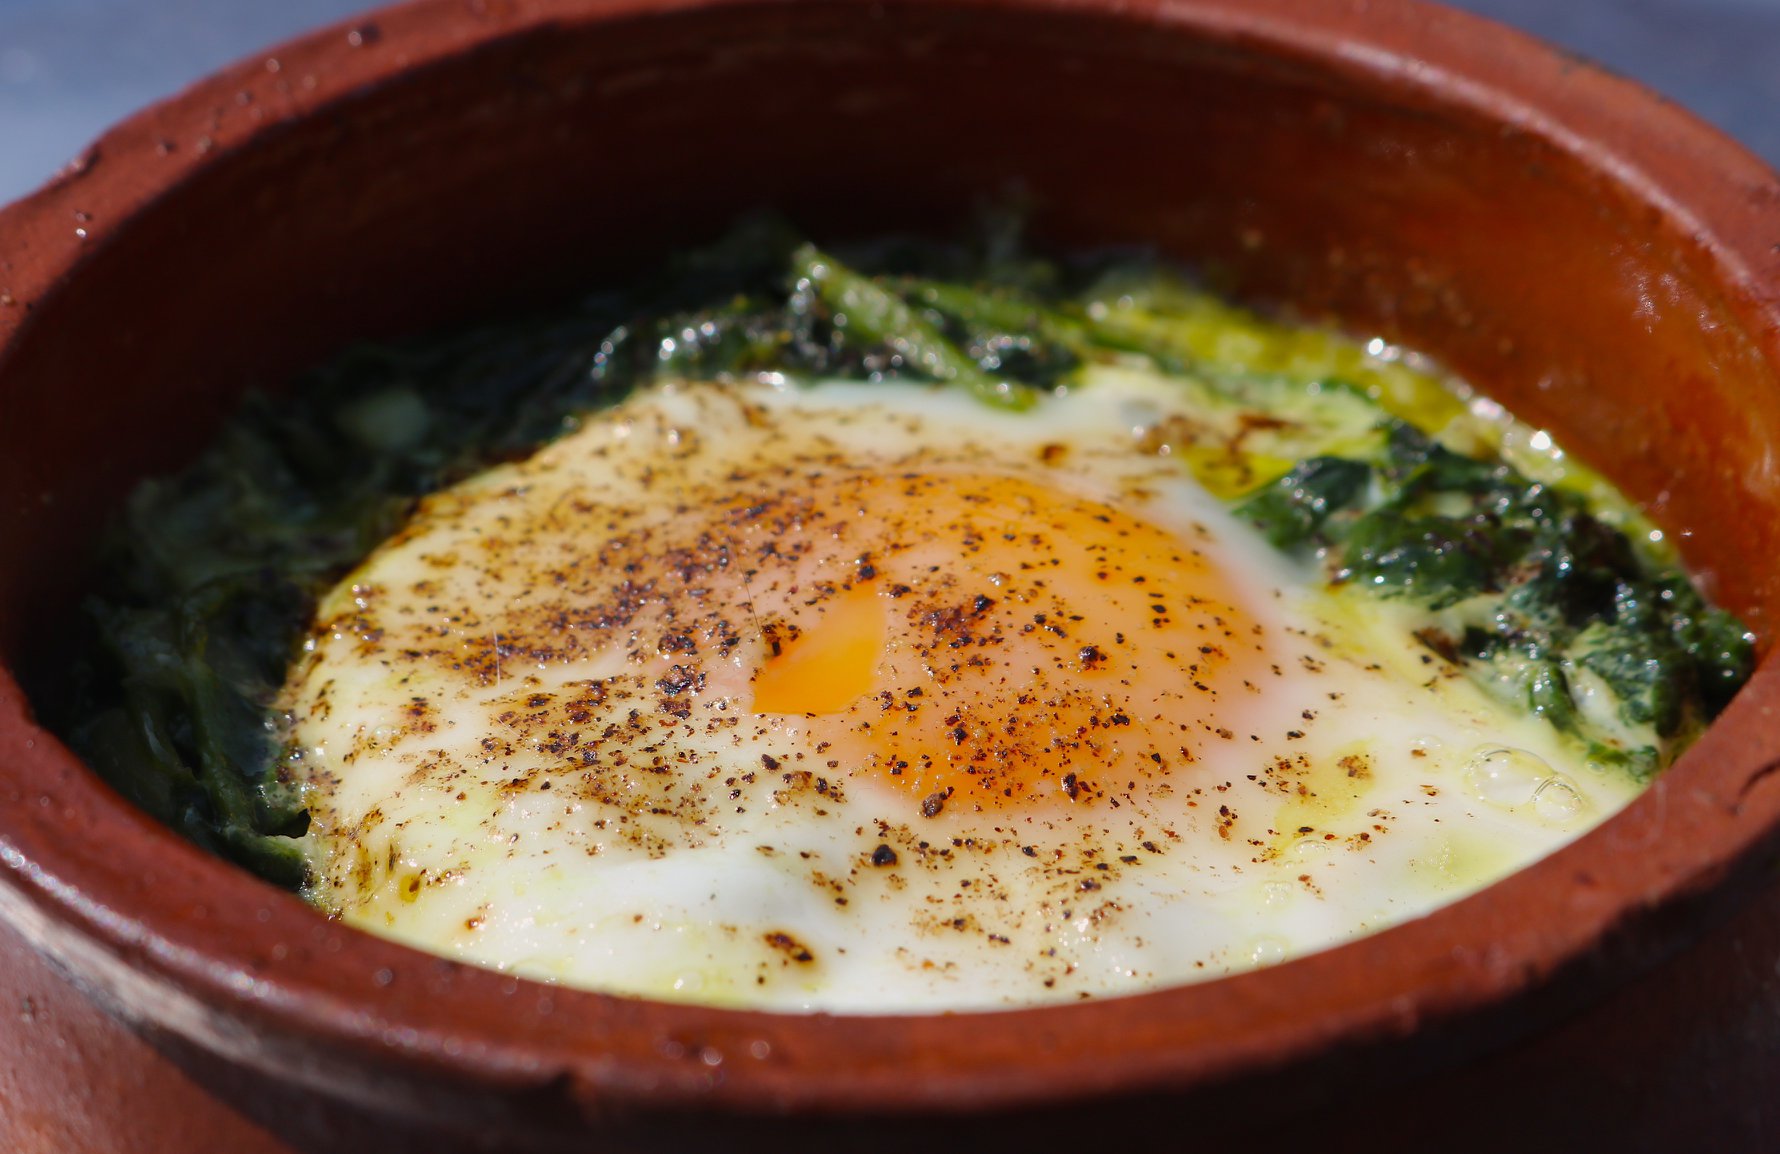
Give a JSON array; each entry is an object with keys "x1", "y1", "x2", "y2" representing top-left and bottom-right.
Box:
[{"x1": 3, "y1": 0, "x2": 1780, "y2": 1121}]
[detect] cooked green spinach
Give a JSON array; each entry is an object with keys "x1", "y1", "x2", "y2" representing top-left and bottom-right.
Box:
[
  {"x1": 1234, "y1": 421, "x2": 1751, "y2": 779},
  {"x1": 64, "y1": 220, "x2": 1753, "y2": 882}
]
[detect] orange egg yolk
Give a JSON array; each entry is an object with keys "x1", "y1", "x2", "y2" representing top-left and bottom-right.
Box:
[{"x1": 734, "y1": 470, "x2": 1269, "y2": 814}]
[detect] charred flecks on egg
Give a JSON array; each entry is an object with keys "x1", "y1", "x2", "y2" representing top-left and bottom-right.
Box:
[{"x1": 280, "y1": 372, "x2": 1639, "y2": 1012}]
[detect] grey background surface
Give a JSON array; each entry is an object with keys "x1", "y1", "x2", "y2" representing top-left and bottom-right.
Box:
[{"x1": 1, "y1": 0, "x2": 1778, "y2": 206}]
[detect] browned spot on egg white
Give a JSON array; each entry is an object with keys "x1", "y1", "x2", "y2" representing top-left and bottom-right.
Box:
[{"x1": 764, "y1": 931, "x2": 815, "y2": 964}]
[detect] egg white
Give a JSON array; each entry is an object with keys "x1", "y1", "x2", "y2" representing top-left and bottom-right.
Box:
[{"x1": 281, "y1": 370, "x2": 1640, "y2": 1012}]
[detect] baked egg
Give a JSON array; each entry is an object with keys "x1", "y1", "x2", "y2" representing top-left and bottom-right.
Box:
[{"x1": 282, "y1": 366, "x2": 1639, "y2": 1011}]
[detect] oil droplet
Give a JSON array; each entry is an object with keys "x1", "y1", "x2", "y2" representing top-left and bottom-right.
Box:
[
  {"x1": 1247, "y1": 937, "x2": 1287, "y2": 966},
  {"x1": 1463, "y1": 747, "x2": 1550, "y2": 809},
  {"x1": 1532, "y1": 775, "x2": 1585, "y2": 824},
  {"x1": 1291, "y1": 836, "x2": 1329, "y2": 860}
]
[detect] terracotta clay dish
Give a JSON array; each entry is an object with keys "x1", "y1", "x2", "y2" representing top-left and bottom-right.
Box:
[{"x1": 3, "y1": 0, "x2": 1780, "y2": 1150}]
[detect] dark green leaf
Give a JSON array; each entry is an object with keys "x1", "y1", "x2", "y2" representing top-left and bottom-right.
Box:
[{"x1": 1233, "y1": 457, "x2": 1372, "y2": 550}]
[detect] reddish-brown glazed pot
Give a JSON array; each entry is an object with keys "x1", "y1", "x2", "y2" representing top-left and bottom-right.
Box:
[{"x1": 3, "y1": 0, "x2": 1780, "y2": 1150}]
